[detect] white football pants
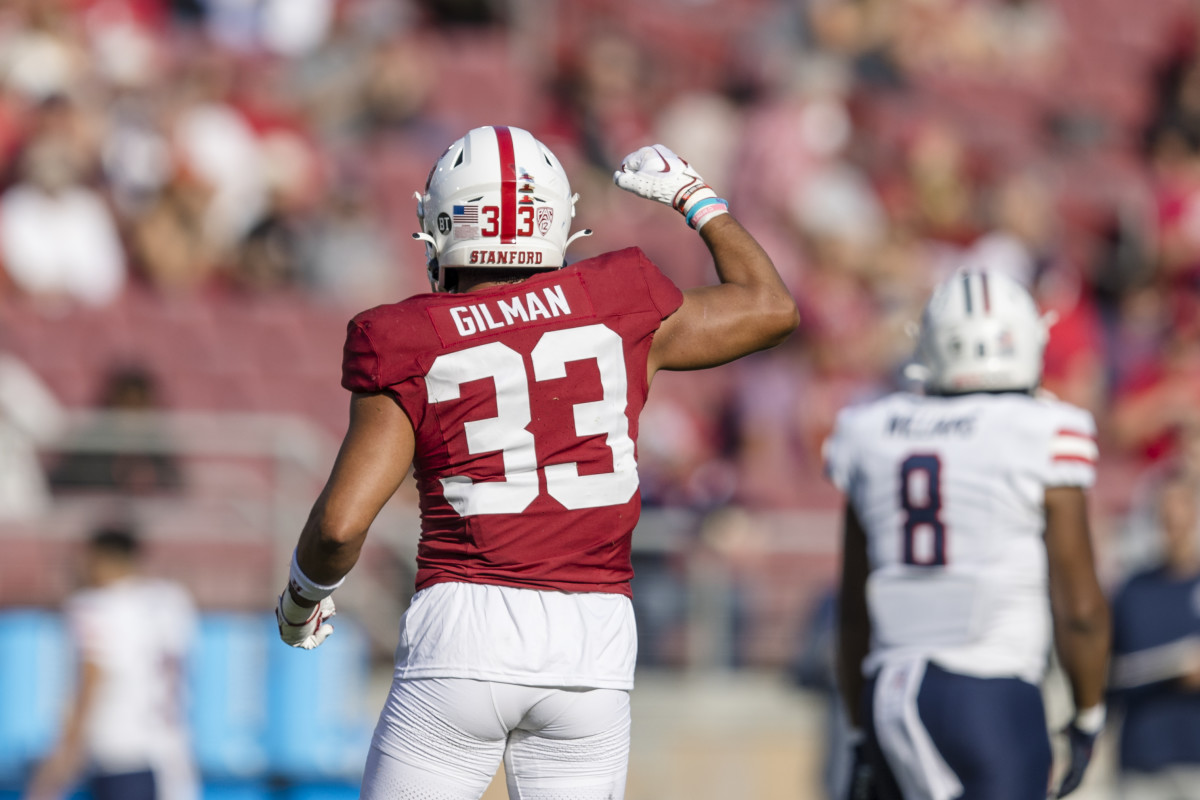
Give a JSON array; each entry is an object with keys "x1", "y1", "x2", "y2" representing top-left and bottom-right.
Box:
[{"x1": 360, "y1": 677, "x2": 631, "y2": 800}]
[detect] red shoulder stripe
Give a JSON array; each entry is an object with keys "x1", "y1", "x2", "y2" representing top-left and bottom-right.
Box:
[{"x1": 1053, "y1": 454, "x2": 1096, "y2": 465}]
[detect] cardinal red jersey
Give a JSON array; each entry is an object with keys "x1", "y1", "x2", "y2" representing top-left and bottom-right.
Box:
[{"x1": 342, "y1": 247, "x2": 683, "y2": 597}]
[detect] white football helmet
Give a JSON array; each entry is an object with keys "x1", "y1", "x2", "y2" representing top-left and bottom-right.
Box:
[
  {"x1": 912, "y1": 270, "x2": 1049, "y2": 394},
  {"x1": 414, "y1": 126, "x2": 590, "y2": 292}
]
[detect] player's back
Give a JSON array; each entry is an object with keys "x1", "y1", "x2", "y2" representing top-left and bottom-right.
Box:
[
  {"x1": 825, "y1": 391, "x2": 1097, "y2": 682},
  {"x1": 342, "y1": 247, "x2": 682, "y2": 597}
]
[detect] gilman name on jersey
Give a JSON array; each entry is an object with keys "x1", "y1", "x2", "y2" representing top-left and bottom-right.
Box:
[
  {"x1": 888, "y1": 414, "x2": 976, "y2": 438},
  {"x1": 449, "y1": 284, "x2": 573, "y2": 337}
]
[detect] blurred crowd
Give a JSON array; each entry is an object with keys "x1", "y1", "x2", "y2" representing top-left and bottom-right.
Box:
[{"x1": 0, "y1": 0, "x2": 1197, "y2": 523}]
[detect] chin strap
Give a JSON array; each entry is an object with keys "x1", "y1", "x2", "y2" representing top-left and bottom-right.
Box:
[
  {"x1": 412, "y1": 231, "x2": 442, "y2": 291},
  {"x1": 565, "y1": 228, "x2": 593, "y2": 251}
]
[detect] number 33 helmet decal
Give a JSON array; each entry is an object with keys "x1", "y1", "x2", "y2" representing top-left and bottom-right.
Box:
[{"x1": 415, "y1": 126, "x2": 592, "y2": 292}]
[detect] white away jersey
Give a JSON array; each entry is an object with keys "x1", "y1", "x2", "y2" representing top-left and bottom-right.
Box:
[
  {"x1": 65, "y1": 577, "x2": 196, "y2": 777},
  {"x1": 825, "y1": 392, "x2": 1097, "y2": 683}
]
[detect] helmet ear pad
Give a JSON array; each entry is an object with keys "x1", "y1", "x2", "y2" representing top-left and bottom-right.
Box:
[{"x1": 414, "y1": 126, "x2": 586, "y2": 291}]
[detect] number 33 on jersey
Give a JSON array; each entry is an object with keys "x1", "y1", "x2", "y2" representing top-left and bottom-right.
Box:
[{"x1": 340, "y1": 247, "x2": 683, "y2": 597}]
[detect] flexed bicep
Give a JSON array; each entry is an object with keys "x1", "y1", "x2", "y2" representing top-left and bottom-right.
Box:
[{"x1": 648, "y1": 216, "x2": 799, "y2": 380}]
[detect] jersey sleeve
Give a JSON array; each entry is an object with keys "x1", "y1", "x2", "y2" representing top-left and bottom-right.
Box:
[
  {"x1": 1043, "y1": 403, "x2": 1098, "y2": 488},
  {"x1": 154, "y1": 581, "x2": 197, "y2": 657},
  {"x1": 823, "y1": 407, "x2": 859, "y2": 493},
  {"x1": 342, "y1": 317, "x2": 383, "y2": 393},
  {"x1": 636, "y1": 250, "x2": 685, "y2": 320},
  {"x1": 63, "y1": 592, "x2": 106, "y2": 662}
]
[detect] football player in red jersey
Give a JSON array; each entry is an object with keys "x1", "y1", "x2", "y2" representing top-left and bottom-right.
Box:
[{"x1": 274, "y1": 126, "x2": 798, "y2": 800}]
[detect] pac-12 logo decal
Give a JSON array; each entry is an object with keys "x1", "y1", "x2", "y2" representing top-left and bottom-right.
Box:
[
  {"x1": 437, "y1": 212, "x2": 452, "y2": 234},
  {"x1": 536, "y1": 207, "x2": 554, "y2": 235}
]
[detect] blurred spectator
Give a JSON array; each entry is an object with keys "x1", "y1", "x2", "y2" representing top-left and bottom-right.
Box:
[
  {"x1": 301, "y1": 184, "x2": 400, "y2": 308},
  {"x1": 803, "y1": 0, "x2": 904, "y2": 88},
  {"x1": 50, "y1": 365, "x2": 182, "y2": 493},
  {"x1": 0, "y1": 352, "x2": 64, "y2": 519},
  {"x1": 959, "y1": 170, "x2": 1055, "y2": 285},
  {"x1": 229, "y1": 189, "x2": 304, "y2": 293},
  {"x1": 1038, "y1": 263, "x2": 1108, "y2": 414},
  {"x1": 128, "y1": 171, "x2": 217, "y2": 294},
  {"x1": 901, "y1": 120, "x2": 979, "y2": 245},
  {"x1": 0, "y1": 129, "x2": 126, "y2": 307},
  {"x1": 26, "y1": 525, "x2": 198, "y2": 800},
  {"x1": 1109, "y1": 472, "x2": 1200, "y2": 798},
  {"x1": 1110, "y1": 330, "x2": 1200, "y2": 464},
  {"x1": 201, "y1": 0, "x2": 338, "y2": 55},
  {"x1": 356, "y1": 35, "x2": 435, "y2": 135},
  {"x1": 101, "y1": 93, "x2": 173, "y2": 216},
  {"x1": 0, "y1": 0, "x2": 85, "y2": 102},
  {"x1": 169, "y1": 53, "x2": 266, "y2": 254},
  {"x1": 226, "y1": 126, "x2": 320, "y2": 293},
  {"x1": 545, "y1": 32, "x2": 654, "y2": 174}
]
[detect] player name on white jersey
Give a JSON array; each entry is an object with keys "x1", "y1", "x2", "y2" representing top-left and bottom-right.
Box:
[
  {"x1": 887, "y1": 414, "x2": 977, "y2": 438},
  {"x1": 449, "y1": 284, "x2": 573, "y2": 337}
]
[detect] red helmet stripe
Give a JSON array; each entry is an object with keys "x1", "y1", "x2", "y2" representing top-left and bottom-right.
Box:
[{"x1": 494, "y1": 126, "x2": 517, "y2": 244}]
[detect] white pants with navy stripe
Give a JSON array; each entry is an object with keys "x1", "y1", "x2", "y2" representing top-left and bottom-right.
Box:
[
  {"x1": 864, "y1": 657, "x2": 1053, "y2": 800},
  {"x1": 873, "y1": 659, "x2": 965, "y2": 800},
  {"x1": 361, "y1": 677, "x2": 631, "y2": 800}
]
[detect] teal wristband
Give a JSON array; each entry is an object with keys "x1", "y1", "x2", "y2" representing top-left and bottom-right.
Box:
[{"x1": 686, "y1": 197, "x2": 728, "y2": 228}]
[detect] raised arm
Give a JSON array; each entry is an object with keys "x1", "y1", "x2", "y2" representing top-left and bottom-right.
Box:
[
  {"x1": 1044, "y1": 484, "x2": 1111, "y2": 797},
  {"x1": 611, "y1": 145, "x2": 799, "y2": 379},
  {"x1": 276, "y1": 391, "x2": 415, "y2": 648}
]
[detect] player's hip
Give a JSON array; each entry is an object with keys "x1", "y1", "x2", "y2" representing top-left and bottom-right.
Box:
[
  {"x1": 394, "y1": 580, "x2": 638, "y2": 689},
  {"x1": 365, "y1": 677, "x2": 632, "y2": 798},
  {"x1": 862, "y1": 657, "x2": 1051, "y2": 800}
]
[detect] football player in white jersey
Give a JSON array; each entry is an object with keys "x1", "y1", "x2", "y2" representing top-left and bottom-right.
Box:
[
  {"x1": 827, "y1": 271, "x2": 1111, "y2": 800},
  {"x1": 26, "y1": 526, "x2": 198, "y2": 800}
]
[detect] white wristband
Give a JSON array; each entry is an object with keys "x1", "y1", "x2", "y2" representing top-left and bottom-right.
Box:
[
  {"x1": 278, "y1": 589, "x2": 318, "y2": 626},
  {"x1": 288, "y1": 550, "x2": 344, "y2": 602},
  {"x1": 1074, "y1": 703, "x2": 1106, "y2": 735}
]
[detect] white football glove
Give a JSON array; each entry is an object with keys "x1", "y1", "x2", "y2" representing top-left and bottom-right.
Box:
[
  {"x1": 613, "y1": 145, "x2": 729, "y2": 230},
  {"x1": 276, "y1": 589, "x2": 335, "y2": 650}
]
